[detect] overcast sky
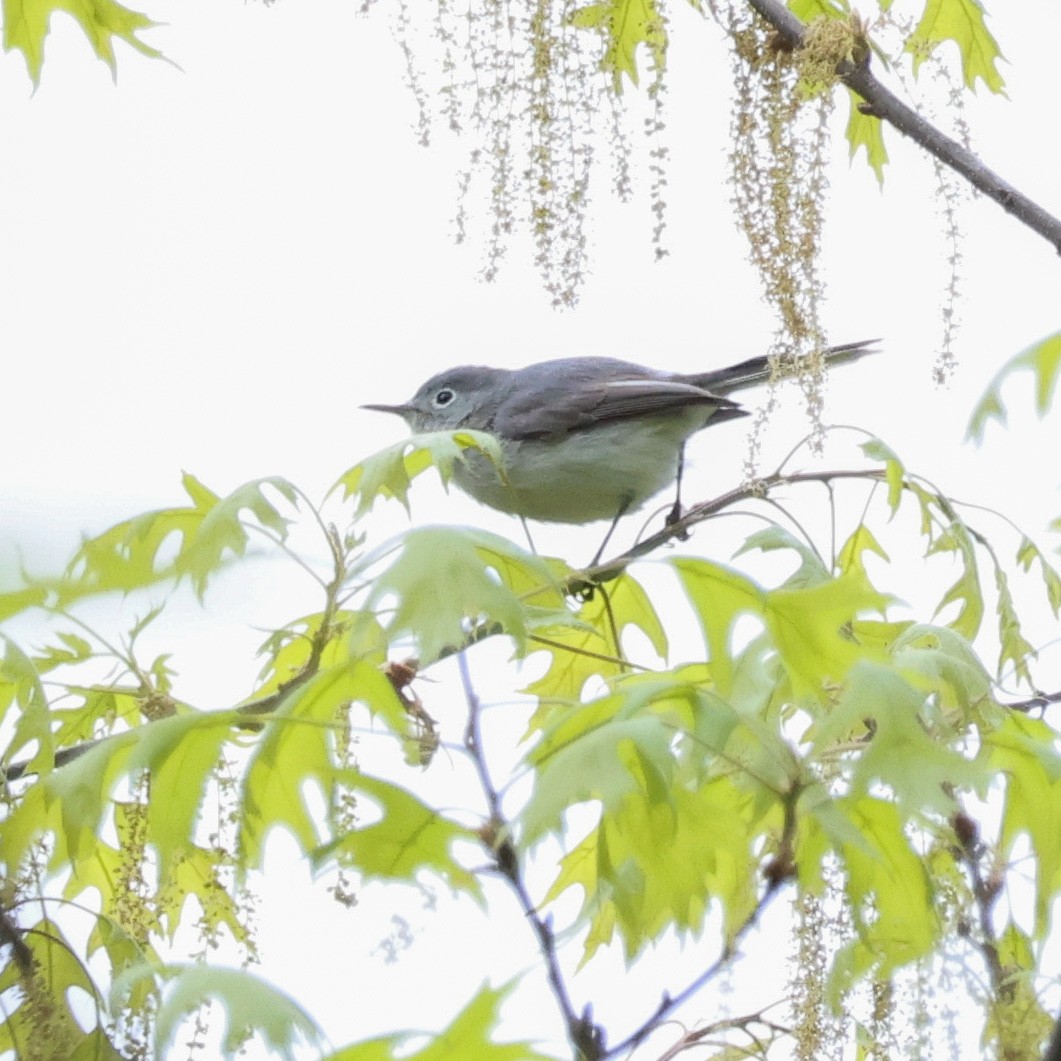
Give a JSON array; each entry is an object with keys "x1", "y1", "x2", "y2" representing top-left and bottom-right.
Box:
[{"x1": 2, "y1": 0, "x2": 1060, "y2": 1056}]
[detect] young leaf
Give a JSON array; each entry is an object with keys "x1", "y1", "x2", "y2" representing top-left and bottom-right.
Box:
[
  {"x1": 860, "y1": 435, "x2": 906, "y2": 515},
  {"x1": 845, "y1": 88, "x2": 888, "y2": 183},
  {"x1": 355, "y1": 527, "x2": 561, "y2": 662},
  {"x1": 807, "y1": 660, "x2": 984, "y2": 813},
  {"x1": 126, "y1": 711, "x2": 241, "y2": 879},
  {"x1": 929, "y1": 523, "x2": 984, "y2": 640},
  {"x1": 3, "y1": 0, "x2": 162, "y2": 85},
  {"x1": 966, "y1": 332, "x2": 1061, "y2": 443},
  {"x1": 0, "y1": 916, "x2": 104, "y2": 1055},
  {"x1": 113, "y1": 963, "x2": 322, "y2": 1059},
  {"x1": 0, "y1": 637, "x2": 54, "y2": 777},
  {"x1": 569, "y1": 0, "x2": 667, "y2": 91},
  {"x1": 984, "y1": 715, "x2": 1061, "y2": 937},
  {"x1": 799, "y1": 794, "x2": 939, "y2": 995},
  {"x1": 322, "y1": 982, "x2": 561, "y2": 1061},
  {"x1": 905, "y1": 0, "x2": 1005, "y2": 94},
  {"x1": 334, "y1": 430, "x2": 503, "y2": 518},
  {"x1": 524, "y1": 571, "x2": 666, "y2": 705},
  {"x1": 239, "y1": 661, "x2": 407, "y2": 870},
  {"x1": 61, "y1": 473, "x2": 300, "y2": 601},
  {"x1": 734, "y1": 524, "x2": 830, "y2": 589},
  {"x1": 311, "y1": 772, "x2": 482, "y2": 898}
]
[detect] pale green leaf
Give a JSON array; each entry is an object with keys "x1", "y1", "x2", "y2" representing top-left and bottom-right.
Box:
[
  {"x1": 808, "y1": 660, "x2": 983, "y2": 812},
  {"x1": 967, "y1": 332, "x2": 1061, "y2": 442},
  {"x1": 322, "y1": 983, "x2": 560, "y2": 1061},
  {"x1": 3, "y1": 0, "x2": 163, "y2": 85},
  {"x1": 0, "y1": 636, "x2": 53, "y2": 777},
  {"x1": 905, "y1": 0, "x2": 1005, "y2": 93},
  {"x1": 311, "y1": 771, "x2": 482, "y2": 898},
  {"x1": 113, "y1": 963, "x2": 322, "y2": 1059},
  {"x1": 860, "y1": 435, "x2": 906, "y2": 515},
  {"x1": 985, "y1": 714, "x2": 1061, "y2": 937},
  {"x1": 355, "y1": 527, "x2": 561, "y2": 662},
  {"x1": 334, "y1": 430, "x2": 503, "y2": 518},
  {"x1": 524, "y1": 570, "x2": 666, "y2": 706},
  {"x1": 845, "y1": 88, "x2": 888, "y2": 183},
  {"x1": 569, "y1": 0, "x2": 666, "y2": 90},
  {"x1": 734, "y1": 524, "x2": 830, "y2": 588},
  {"x1": 239, "y1": 660, "x2": 407, "y2": 869}
]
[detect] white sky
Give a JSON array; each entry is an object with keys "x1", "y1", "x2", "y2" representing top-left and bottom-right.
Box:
[{"x1": 2, "y1": 0, "x2": 1060, "y2": 1057}]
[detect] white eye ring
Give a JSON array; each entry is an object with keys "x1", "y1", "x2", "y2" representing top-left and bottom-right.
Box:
[{"x1": 433, "y1": 388, "x2": 455, "y2": 407}]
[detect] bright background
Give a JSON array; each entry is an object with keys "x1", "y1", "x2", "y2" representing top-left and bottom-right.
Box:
[{"x1": 1, "y1": 0, "x2": 1059, "y2": 1056}]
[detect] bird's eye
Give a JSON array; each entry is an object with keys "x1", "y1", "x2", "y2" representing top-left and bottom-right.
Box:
[{"x1": 433, "y1": 388, "x2": 455, "y2": 408}]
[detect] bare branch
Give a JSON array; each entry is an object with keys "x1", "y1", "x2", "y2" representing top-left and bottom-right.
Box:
[
  {"x1": 457, "y1": 652, "x2": 605, "y2": 1061},
  {"x1": 744, "y1": 0, "x2": 1061, "y2": 255}
]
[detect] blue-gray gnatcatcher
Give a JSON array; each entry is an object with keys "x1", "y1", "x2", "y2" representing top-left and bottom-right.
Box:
[{"x1": 364, "y1": 341, "x2": 875, "y2": 526}]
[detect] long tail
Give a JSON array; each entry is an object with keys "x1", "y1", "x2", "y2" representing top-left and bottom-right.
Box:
[{"x1": 690, "y1": 339, "x2": 879, "y2": 395}]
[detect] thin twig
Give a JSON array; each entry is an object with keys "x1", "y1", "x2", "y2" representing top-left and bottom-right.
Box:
[
  {"x1": 604, "y1": 786, "x2": 800, "y2": 1059},
  {"x1": 585, "y1": 468, "x2": 884, "y2": 584},
  {"x1": 457, "y1": 651, "x2": 605, "y2": 1061},
  {"x1": 744, "y1": 0, "x2": 1061, "y2": 254}
]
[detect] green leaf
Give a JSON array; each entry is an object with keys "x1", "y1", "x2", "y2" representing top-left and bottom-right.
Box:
[
  {"x1": 993, "y1": 566, "x2": 1036, "y2": 684},
  {"x1": 520, "y1": 681, "x2": 682, "y2": 846},
  {"x1": 522, "y1": 674, "x2": 788, "y2": 959},
  {"x1": 62, "y1": 473, "x2": 300, "y2": 600},
  {"x1": 845, "y1": 88, "x2": 888, "y2": 183},
  {"x1": 312, "y1": 772, "x2": 482, "y2": 898},
  {"x1": 2, "y1": 0, "x2": 163, "y2": 85},
  {"x1": 0, "y1": 585, "x2": 47, "y2": 622},
  {"x1": 0, "y1": 916, "x2": 102, "y2": 1054},
  {"x1": 985, "y1": 715, "x2": 1061, "y2": 937},
  {"x1": 967, "y1": 332, "x2": 1061, "y2": 442},
  {"x1": 322, "y1": 983, "x2": 560, "y2": 1061},
  {"x1": 1015, "y1": 535, "x2": 1061, "y2": 617},
  {"x1": 156, "y1": 846, "x2": 248, "y2": 945},
  {"x1": 127, "y1": 712, "x2": 239, "y2": 879},
  {"x1": 859, "y1": 435, "x2": 906, "y2": 515},
  {"x1": 799, "y1": 793, "x2": 939, "y2": 995},
  {"x1": 929, "y1": 522, "x2": 984, "y2": 640},
  {"x1": 355, "y1": 527, "x2": 562, "y2": 663},
  {"x1": 113, "y1": 963, "x2": 322, "y2": 1059},
  {"x1": 674, "y1": 557, "x2": 888, "y2": 704},
  {"x1": 734, "y1": 524, "x2": 830, "y2": 588},
  {"x1": 334, "y1": 430, "x2": 503, "y2": 518},
  {"x1": 905, "y1": 0, "x2": 1005, "y2": 93},
  {"x1": 0, "y1": 636, "x2": 54, "y2": 777},
  {"x1": 252, "y1": 609, "x2": 387, "y2": 700},
  {"x1": 789, "y1": 0, "x2": 850, "y2": 17},
  {"x1": 524, "y1": 571, "x2": 666, "y2": 705},
  {"x1": 569, "y1": 0, "x2": 666, "y2": 90},
  {"x1": 890, "y1": 623, "x2": 992, "y2": 717},
  {"x1": 239, "y1": 661, "x2": 407, "y2": 869},
  {"x1": 808, "y1": 660, "x2": 983, "y2": 813}
]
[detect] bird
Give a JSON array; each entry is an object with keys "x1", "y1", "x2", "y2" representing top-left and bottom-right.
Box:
[{"x1": 363, "y1": 340, "x2": 876, "y2": 530}]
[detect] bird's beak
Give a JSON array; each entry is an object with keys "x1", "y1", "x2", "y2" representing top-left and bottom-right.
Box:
[{"x1": 361, "y1": 402, "x2": 413, "y2": 417}]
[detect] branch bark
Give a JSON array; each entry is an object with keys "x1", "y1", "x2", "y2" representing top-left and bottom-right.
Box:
[{"x1": 744, "y1": 0, "x2": 1061, "y2": 255}]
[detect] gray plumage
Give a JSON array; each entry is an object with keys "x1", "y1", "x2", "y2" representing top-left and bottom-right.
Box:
[{"x1": 363, "y1": 340, "x2": 876, "y2": 524}]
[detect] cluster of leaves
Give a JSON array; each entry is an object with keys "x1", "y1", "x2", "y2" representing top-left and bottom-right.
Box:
[{"x1": 0, "y1": 333, "x2": 1059, "y2": 1057}]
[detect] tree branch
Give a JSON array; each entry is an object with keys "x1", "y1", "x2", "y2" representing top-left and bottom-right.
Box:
[
  {"x1": 457, "y1": 652, "x2": 605, "y2": 1061},
  {"x1": 585, "y1": 468, "x2": 883, "y2": 585},
  {"x1": 743, "y1": 0, "x2": 1061, "y2": 255}
]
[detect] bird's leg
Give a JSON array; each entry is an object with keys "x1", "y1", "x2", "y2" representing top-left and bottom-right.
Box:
[
  {"x1": 518, "y1": 514, "x2": 538, "y2": 555},
  {"x1": 589, "y1": 496, "x2": 631, "y2": 569},
  {"x1": 666, "y1": 445, "x2": 691, "y2": 541}
]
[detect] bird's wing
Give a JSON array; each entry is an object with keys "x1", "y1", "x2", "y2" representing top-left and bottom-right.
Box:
[{"x1": 493, "y1": 360, "x2": 742, "y2": 440}]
